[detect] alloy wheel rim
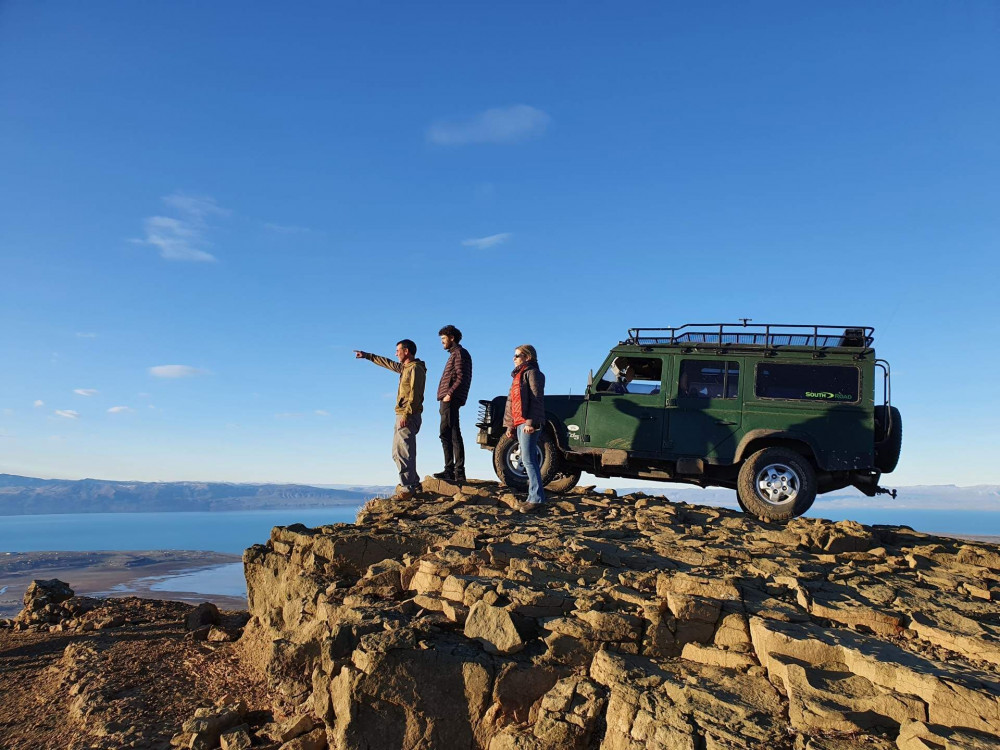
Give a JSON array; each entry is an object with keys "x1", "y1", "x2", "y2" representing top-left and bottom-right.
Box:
[
  {"x1": 755, "y1": 463, "x2": 800, "y2": 505},
  {"x1": 507, "y1": 444, "x2": 542, "y2": 479}
]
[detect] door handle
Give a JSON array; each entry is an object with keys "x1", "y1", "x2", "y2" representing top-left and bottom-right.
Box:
[{"x1": 715, "y1": 420, "x2": 737, "y2": 425}]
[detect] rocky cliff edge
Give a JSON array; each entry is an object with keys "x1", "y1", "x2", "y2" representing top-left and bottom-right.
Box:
[{"x1": 242, "y1": 479, "x2": 1000, "y2": 750}]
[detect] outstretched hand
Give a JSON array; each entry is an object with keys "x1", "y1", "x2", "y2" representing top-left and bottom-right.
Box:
[{"x1": 354, "y1": 350, "x2": 365, "y2": 359}]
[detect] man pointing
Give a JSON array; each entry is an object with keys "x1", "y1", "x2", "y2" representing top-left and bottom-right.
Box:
[{"x1": 355, "y1": 339, "x2": 426, "y2": 501}]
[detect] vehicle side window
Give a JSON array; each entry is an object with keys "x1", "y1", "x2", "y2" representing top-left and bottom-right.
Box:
[
  {"x1": 678, "y1": 360, "x2": 740, "y2": 399},
  {"x1": 597, "y1": 356, "x2": 662, "y2": 395},
  {"x1": 755, "y1": 364, "x2": 859, "y2": 402}
]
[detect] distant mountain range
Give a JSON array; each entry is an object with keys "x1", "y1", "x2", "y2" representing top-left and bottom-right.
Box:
[
  {"x1": 0, "y1": 474, "x2": 376, "y2": 515},
  {"x1": 1, "y1": 473, "x2": 998, "y2": 515}
]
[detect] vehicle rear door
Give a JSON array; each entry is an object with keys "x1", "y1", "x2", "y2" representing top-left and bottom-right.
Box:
[{"x1": 665, "y1": 357, "x2": 743, "y2": 463}]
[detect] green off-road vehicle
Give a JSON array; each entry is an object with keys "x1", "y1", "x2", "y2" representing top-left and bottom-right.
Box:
[{"x1": 476, "y1": 323, "x2": 901, "y2": 521}]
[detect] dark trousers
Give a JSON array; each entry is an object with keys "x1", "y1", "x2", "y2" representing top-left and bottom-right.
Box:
[{"x1": 439, "y1": 400, "x2": 465, "y2": 475}]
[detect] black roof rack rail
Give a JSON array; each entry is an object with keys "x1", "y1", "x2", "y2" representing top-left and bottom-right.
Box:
[{"x1": 624, "y1": 323, "x2": 874, "y2": 350}]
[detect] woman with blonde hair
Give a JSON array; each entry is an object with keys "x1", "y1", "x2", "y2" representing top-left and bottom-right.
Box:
[{"x1": 502, "y1": 344, "x2": 546, "y2": 510}]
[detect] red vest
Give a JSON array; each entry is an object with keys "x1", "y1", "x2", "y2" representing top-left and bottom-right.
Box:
[{"x1": 509, "y1": 365, "x2": 526, "y2": 427}]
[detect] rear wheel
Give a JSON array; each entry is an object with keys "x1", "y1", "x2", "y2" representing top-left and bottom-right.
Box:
[
  {"x1": 874, "y1": 405, "x2": 902, "y2": 473},
  {"x1": 737, "y1": 448, "x2": 817, "y2": 522},
  {"x1": 493, "y1": 431, "x2": 558, "y2": 491}
]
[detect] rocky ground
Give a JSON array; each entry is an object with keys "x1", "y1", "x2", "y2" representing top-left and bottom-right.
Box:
[
  {"x1": 0, "y1": 585, "x2": 271, "y2": 750},
  {"x1": 244, "y1": 478, "x2": 1000, "y2": 750},
  {"x1": 3, "y1": 479, "x2": 1000, "y2": 749}
]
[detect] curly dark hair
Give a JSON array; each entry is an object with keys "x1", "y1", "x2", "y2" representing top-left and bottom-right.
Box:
[{"x1": 438, "y1": 325, "x2": 462, "y2": 343}]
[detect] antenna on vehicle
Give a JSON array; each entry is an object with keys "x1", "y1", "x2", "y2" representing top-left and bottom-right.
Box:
[{"x1": 739, "y1": 318, "x2": 752, "y2": 326}]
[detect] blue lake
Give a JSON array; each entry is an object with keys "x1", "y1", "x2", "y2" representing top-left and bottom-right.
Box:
[{"x1": 0, "y1": 508, "x2": 361, "y2": 554}]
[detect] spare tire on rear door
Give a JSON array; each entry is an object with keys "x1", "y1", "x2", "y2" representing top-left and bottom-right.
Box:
[{"x1": 874, "y1": 405, "x2": 902, "y2": 473}]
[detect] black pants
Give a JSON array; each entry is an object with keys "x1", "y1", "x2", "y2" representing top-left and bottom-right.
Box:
[{"x1": 439, "y1": 400, "x2": 465, "y2": 475}]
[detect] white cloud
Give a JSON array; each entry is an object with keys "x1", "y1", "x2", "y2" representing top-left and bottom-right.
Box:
[
  {"x1": 107, "y1": 406, "x2": 133, "y2": 414},
  {"x1": 275, "y1": 412, "x2": 303, "y2": 419},
  {"x1": 149, "y1": 365, "x2": 207, "y2": 378},
  {"x1": 462, "y1": 233, "x2": 512, "y2": 250},
  {"x1": 315, "y1": 410, "x2": 330, "y2": 417},
  {"x1": 55, "y1": 410, "x2": 79, "y2": 419},
  {"x1": 76, "y1": 332, "x2": 98, "y2": 339},
  {"x1": 33, "y1": 400, "x2": 45, "y2": 407},
  {"x1": 133, "y1": 192, "x2": 229, "y2": 262},
  {"x1": 73, "y1": 388, "x2": 98, "y2": 397},
  {"x1": 427, "y1": 105, "x2": 551, "y2": 145},
  {"x1": 162, "y1": 193, "x2": 230, "y2": 220}
]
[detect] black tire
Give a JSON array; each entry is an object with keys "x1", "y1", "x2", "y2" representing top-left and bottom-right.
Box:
[
  {"x1": 545, "y1": 467, "x2": 582, "y2": 493},
  {"x1": 737, "y1": 448, "x2": 817, "y2": 522},
  {"x1": 874, "y1": 405, "x2": 902, "y2": 473},
  {"x1": 493, "y1": 431, "x2": 558, "y2": 491}
]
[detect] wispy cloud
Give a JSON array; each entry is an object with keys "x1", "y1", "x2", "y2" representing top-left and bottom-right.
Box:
[
  {"x1": 462, "y1": 233, "x2": 512, "y2": 250},
  {"x1": 149, "y1": 365, "x2": 208, "y2": 379},
  {"x1": 133, "y1": 192, "x2": 229, "y2": 262},
  {"x1": 427, "y1": 105, "x2": 551, "y2": 146},
  {"x1": 76, "y1": 332, "x2": 98, "y2": 339},
  {"x1": 264, "y1": 222, "x2": 312, "y2": 234},
  {"x1": 315, "y1": 410, "x2": 330, "y2": 417},
  {"x1": 55, "y1": 410, "x2": 79, "y2": 419},
  {"x1": 33, "y1": 400, "x2": 45, "y2": 408},
  {"x1": 107, "y1": 406, "x2": 133, "y2": 414},
  {"x1": 73, "y1": 388, "x2": 98, "y2": 397},
  {"x1": 275, "y1": 412, "x2": 303, "y2": 419}
]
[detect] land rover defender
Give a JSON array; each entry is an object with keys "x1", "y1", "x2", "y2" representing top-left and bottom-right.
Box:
[{"x1": 476, "y1": 323, "x2": 901, "y2": 521}]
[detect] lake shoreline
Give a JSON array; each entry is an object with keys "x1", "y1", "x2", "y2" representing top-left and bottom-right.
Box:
[{"x1": 0, "y1": 550, "x2": 246, "y2": 617}]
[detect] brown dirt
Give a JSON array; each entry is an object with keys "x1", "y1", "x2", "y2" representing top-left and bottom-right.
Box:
[{"x1": 0, "y1": 598, "x2": 271, "y2": 750}]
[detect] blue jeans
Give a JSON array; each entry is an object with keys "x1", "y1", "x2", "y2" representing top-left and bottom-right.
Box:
[{"x1": 517, "y1": 424, "x2": 546, "y2": 505}]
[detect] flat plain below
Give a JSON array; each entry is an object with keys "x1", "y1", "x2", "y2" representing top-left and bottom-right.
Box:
[{"x1": 0, "y1": 550, "x2": 245, "y2": 617}]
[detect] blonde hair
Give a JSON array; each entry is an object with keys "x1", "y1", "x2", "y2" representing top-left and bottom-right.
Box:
[{"x1": 517, "y1": 344, "x2": 537, "y2": 362}]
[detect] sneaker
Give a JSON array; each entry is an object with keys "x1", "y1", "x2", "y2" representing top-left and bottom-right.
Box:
[
  {"x1": 517, "y1": 501, "x2": 542, "y2": 513},
  {"x1": 432, "y1": 470, "x2": 456, "y2": 482}
]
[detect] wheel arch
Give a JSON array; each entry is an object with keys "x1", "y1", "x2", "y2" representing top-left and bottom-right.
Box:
[
  {"x1": 735, "y1": 430, "x2": 820, "y2": 467},
  {"x1": 544, "y1": 413, "x2": 572, "y2": 455}
]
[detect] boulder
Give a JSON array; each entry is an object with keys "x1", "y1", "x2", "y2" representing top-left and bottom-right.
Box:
[{"x1": 186, "y1": 602, "x2": 221, "y2": 631}]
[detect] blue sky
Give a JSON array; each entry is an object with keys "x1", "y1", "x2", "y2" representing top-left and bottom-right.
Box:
[{"x1": 1, "y1": 1, "x2": 998, "y2": 488}]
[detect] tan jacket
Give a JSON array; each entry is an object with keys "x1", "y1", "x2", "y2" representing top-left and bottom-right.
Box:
[{"x1": 366, "y1": 354, "x2": 426, "y2": 419}]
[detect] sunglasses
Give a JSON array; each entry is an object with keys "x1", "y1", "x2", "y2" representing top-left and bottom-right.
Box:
[{"x1": 513, "y1": 353, "x2": 524, "y2": 360}]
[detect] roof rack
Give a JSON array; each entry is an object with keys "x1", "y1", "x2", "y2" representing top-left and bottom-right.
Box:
[{"x1": 624, "y1": 323, "x2": 874, "y2": 350}]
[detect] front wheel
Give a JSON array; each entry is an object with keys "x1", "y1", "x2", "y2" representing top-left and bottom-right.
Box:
[
  {"x1": 737, "y1": 448, "x2": 817, "y2": 522},
  {"x1": 493, "y1": 431, "x2": 558, "y2": 491},
  {"x1": 545, "y1": 467, "x2": 582, "y2": 493}
]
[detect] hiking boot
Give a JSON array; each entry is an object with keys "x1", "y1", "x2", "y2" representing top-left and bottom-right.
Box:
[
  {"x1": 432, "y1": 470, "x2": 456, "y2": 482},
  {"x1": 453, "y1": 471, "x2": 467, "y2": 483},
  {"x1": 517, "y1": 501, "x2": 542, "y2": 513},
  {"x1": 390, "y1": 488, "x2": 415, "y2": 501}
]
